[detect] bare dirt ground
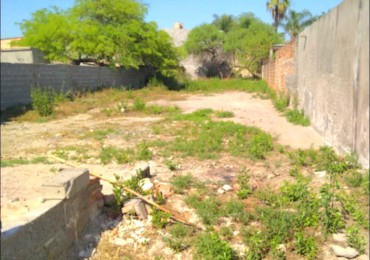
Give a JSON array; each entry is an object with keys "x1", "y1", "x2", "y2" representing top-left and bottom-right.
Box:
[
  {"x1": 3, "y1": 91, "x2": 368, "y2": 259},
  {"x1": 1, "y1": 92, "x2": 324, "y2": 224}
]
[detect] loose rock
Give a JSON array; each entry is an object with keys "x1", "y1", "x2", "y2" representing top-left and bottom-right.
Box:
[
  {"x1": 222, "y1": 184, "x2": 233, "y2": 191},
  {"x1": 139, "y1": 178, "x2": 154, "y2": 192},
  {"x1": 333, "y1": 233, "x2": 347, "y2": 243},
  {"x1": 330, "y1": 245, "x2": 359, "y2": 259}
]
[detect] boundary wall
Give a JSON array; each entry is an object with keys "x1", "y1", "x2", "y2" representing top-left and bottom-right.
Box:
[
  {"x1": 262, "y1": 0, "x2": 369, "y2": 167},
  {"x1": 1, "y1": 63, "x2": 152, "y2": 110}
]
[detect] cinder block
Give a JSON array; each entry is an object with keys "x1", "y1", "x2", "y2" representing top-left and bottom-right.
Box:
[
  {"x1": 42, "y1": 168, "x2": 90, "y2": 200},
  {"x1": 63, "y1": 189, "x2": 89, "y2": 223}
]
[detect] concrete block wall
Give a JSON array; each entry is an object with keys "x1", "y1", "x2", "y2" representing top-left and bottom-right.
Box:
[
  {"x1": 1, "y1": 169, "x2": 104, "y2": 260},
  {"x1": 0, "y1": 63, "x2": 152, "y2": 110}
]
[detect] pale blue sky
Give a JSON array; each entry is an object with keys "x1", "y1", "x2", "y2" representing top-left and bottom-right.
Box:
[{"x1": 1, "y1": 0, "x2": 343, "y2": 39}]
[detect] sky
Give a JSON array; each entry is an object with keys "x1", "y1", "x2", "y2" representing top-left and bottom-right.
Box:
[{"x1": 1, "y1": 0, "x2": 343, "y2": 39}]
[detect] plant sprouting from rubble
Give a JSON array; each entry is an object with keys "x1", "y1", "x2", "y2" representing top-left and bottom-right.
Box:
[
  {"x1": 151, "y1": 209, "x2": 171, "y2": 229},
  {"x1": 112, "y1": 173, "x2": 124, "y2": 208},
  {"x1": 236, "y1": 168, "x2": 253, "y2": 199}
]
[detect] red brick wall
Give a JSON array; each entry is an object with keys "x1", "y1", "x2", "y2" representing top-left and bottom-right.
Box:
[{"x1": 262, "y1": 39, "x2": 296, "y2": 93}]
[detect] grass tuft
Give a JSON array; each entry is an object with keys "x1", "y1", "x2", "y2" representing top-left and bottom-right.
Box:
[{"x1": 284, "y1": 109, "x2": 310, "y2": 126}]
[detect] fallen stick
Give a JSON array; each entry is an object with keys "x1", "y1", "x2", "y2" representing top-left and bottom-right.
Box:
[{"x1": 47, "y1": 155, "x2": 193, "y2": 226}]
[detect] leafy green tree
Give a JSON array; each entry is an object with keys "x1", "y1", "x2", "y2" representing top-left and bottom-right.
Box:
[
  {"x1": 266, "y1": 0, "x2": 290, "y2": 32},
  {"x1": 16, "y1": 0, "x2": 179, "y2": 77},
  {"x1": 16, "y1": 7, "x2": 74, "y2": 63},
  {"x1": 212, "y1": 14, "x2": 235, "y2": 33},
  {"x1": 282, "y1": 9, "x2": 318, "y2": 39},
  {"x1": 224, "y1": 15, "x2": 283, "y2": 78},
  {"x1": 184, "y1": 23, "x2": 229, "y2": 78}
]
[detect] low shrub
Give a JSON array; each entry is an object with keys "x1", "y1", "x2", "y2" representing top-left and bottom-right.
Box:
[{"x1": 193, "y1": 233, "x2": 236, "y2": 260}]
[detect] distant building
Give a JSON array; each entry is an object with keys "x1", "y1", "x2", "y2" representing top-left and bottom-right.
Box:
[
  {"x1": 1, "y1": 37, "x2": 49, "y2": 64},
  {"x1": 163, "y1": 22, "x2": 189, "y2": 47},
  {"x1": 163, "y1": 23, "x2": 203, "y2": 78}
]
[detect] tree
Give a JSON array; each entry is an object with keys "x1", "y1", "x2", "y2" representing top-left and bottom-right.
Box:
[
  {"x1": 212, "y1": 14, "x2": 235, "y2": 33},
  {"x1": 184, "y1": 24, "x2": 229, "y2": 78},
  {"x1": 224, "y1": 17, "x2": 283, "y2": 78},
  {"x1": 185, "y1": 14, "x2": 282, "y2": 79},
  {"x1": 16, "y1": 0, "x2": 179, "y2": 77},
  {"x1": 282, "y1": 9, "x2": 318, "y2": 39},
  {"x1": 266, "y1": 0, "x2": 290, "y2": 32}
]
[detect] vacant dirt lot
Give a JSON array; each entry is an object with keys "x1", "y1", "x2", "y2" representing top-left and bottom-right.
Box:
[
  {"x1": 1, "y1": 90, "x2": 368, "y2": 259},
  {"x1": 0, "y1": 92, "x2": 324, "y2": 221}
]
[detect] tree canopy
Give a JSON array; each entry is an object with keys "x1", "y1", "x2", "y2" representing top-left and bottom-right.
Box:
[
  {"x1": 282, "y1": 9, "x2": 318, "y2": 39},
  {"x1": 184, "y1": 13, "x2": 283, "y2": 78},
  {"x1": 16, "y1": 0, "x2": 179, "y2": 77}
]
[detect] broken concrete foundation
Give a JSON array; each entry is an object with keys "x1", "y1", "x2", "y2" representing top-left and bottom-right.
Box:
[{"x1": 1, "y1": 169, "x2": 104, "y2": 260}]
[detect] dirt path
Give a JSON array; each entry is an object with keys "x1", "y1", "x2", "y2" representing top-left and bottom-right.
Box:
[{"x1": 151, "y1": 91, "x2": 324, "y2": 149}]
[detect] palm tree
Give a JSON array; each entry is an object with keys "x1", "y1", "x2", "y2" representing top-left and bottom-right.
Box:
[
  {"x1": 266, "y1": 0, "x2": 290, "y2": 32},
  {"x1": 282, "y1": 9, "x2": 318, "y2": 39}
]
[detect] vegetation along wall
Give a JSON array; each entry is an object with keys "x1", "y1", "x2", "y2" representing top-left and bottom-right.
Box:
[{"x1": 0, "y1": 63, "x2": 153, "y2": 110}]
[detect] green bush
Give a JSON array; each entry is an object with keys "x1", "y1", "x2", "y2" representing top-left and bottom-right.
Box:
[
  {"x1": 236, "y1": 169, "x2": 253, "y2": 199},
  {"x1": 193, "y1": 233, "x2": 236, "y2": 260},
  {"x1": 346, "y1": 225, "x2": 366, "y2": 254},
  {"x1": 151, "y1": 209, "x2": 170, "y2": 228},
  {"x1": 247, "y1": 132, "x2": 273, "y2": 159},
  {"x1": 242, "y1": 228, "x2": 267, "y2": 260},
  {"x1": 294, "y1": 231, "x2": 317, "y2": 260},
  {"x1": 133, "y1": 98, "x2": 146, "y2": 111},
  {"x1": 273, "y1": 93, "x2": 290, "y2": 112},
  {"x1": 319, "y1": 184, "x2": 345, "y2": 234},
  {"x1": 280, "y1": 180, "x2": 309, "y2": 202},
  {"x1": 31, "y1": 87, "x2": 57, "y2": 116}
]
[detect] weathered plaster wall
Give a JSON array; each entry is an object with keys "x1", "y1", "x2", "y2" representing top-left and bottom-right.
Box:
[
  {"x1": 1, "y1": 48, "x2": 48, "y2": 64},
  {"x1": 296, "y1": 0, "x2": 369, "y2": 167}
]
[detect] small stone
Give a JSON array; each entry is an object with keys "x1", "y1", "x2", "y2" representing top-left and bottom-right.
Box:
[
  {"x1": 113, "y1": 238, "x2": 128, "y2": 246},
  {"x1": 330, "y1": 245, "x2": 359, "y2": 259},
  {"x1": 222, "y1": 184, "x2": 233, "y2": 191},
  {"x1": 333, "y1": 233, "x2": 347, "y2": 243},
  {"x1": 139, "y1": 178, "x2": 154, "y2": 192},
  {"x1": 276, "y1": 244, "x2": 287, "y2": 253},
  {"x1": 267, "y1": 174, "x2": 275, "y2": 179},
  {"x1": 217, "y1": 188, "x2": 225, "y2": 194},
  {"x1": 233, "y1": 231, "x2": 240, "y2": 236},
  {"x1": 314, "y1": 170, "x2": 327, "y2": 177}
]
